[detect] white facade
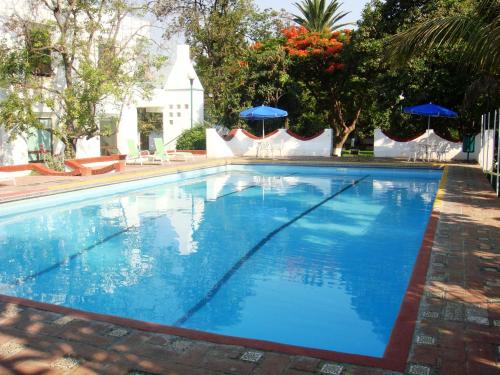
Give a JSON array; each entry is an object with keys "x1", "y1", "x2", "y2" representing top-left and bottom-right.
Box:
[
  {"x1": 206, "y1": 128, "x2": 333, "y2": 158},
  {"x1": 373, "y1": 128, "x2": 483, "y2": 161},
  {"x1": 0, "y1": 0, "x2": 204, "y2": 165}
]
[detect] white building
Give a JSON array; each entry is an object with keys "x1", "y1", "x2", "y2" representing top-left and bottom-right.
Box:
[{"x1": 0, "y1": 2, "x2": 204, "y2": 165}]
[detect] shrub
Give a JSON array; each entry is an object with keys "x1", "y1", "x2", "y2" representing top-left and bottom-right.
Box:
[
  {"x1": 176, "y1": 126, "x2": 206, "y2": 150},
  {"x1": 43, "y1": 153, "x2": 65, "y2": 172}
]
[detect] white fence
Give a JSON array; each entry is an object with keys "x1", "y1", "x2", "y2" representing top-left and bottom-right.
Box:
[
  {"x1": 206, "y1": 128, "x2": 332, "y2": 158},
  {"x1": 479, "y1": 110, "x2": 499, "y2": 197},
  {"x1": 374, "y1": 128, "x2": 484, "y2": 161}
]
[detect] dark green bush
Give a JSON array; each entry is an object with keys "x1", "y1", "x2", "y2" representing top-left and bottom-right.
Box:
[{"x1": 176, "y1": 126, "x2": 206, "y2": 150}]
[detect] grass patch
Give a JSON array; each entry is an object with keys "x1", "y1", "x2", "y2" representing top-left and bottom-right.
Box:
[{"x1": 341, "y1": 149, "x2": 374, "y2": 157}]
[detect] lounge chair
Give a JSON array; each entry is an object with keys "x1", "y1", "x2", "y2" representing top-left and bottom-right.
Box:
[
  {"x1": 126, "y1": 139, "x2": 153, "y2": 165},
  {"x1": 153, "y1": 138, "x2": 194, "y2": 162},
  {"x1": 152, "y1": 138, "x2": 171, "y2": 164}
]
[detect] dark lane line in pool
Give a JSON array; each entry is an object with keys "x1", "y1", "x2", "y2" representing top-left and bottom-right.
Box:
[
  {"x1": 14, "y1": 173, "x2": 298, "y2": 285},
  {"x1": 206, "y1": 173, "x2": 297, "y2": 202},
  {"x1": 174, "y1": 174, "x2": 370, "y2": 326},
  {"x1": 12, "y1": 214, "x2": 164, "y2": 285}
]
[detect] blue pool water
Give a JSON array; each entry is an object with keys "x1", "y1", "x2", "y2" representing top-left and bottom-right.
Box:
[{"x1": 0, "y1": 165, "x2": 442, "y2": 357}]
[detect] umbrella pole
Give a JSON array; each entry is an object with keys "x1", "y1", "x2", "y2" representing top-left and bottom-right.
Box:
[
  {"x1": 427, "y1": 115, "x2": 431, "y2": 144},
  {"x1": 262, "y1": 120, "x2": 265, "y2": 139},
  {"x1": 425, "y1": 116, "x2": 431, "y2": 161}
]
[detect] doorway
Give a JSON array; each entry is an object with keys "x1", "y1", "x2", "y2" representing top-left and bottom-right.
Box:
[{"x1": 137, "y1": 108, "x2": 163, "y2": 151}]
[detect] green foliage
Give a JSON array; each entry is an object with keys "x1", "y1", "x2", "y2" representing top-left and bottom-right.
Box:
[
  {"x1": 156, "y1": 0, "x2": 288, "y2": 127},
  {"x1": 0, "y1": 92, "x2": 41, "y2": 138},
  {"x1": 176, "y1": 126, "x2": 206, "y2": 150},
  {"x1": 347, "y1": 0, "x2": 495, "y2": 140},
  {"x1": 293, "y1": 0, "x2": 351, "y2": 32},
  {"x1": 240, "y1": 39, "x2": 290, "y2": 107},
  {"x1": 386, "y1": 0, "x2": 500, "y2": 75},
  {"x1": 42, "y1": 153, "x2": 65, "y2": 172},
  {"x1": 26, "y1": 24, "x2": 52, "y2": 76},
  {"x1": 137, "y1": 109, "x2": 162, "y2": 135},
  {"x1": 0, "y1": 0, "x2": 162, "y2": 156}
]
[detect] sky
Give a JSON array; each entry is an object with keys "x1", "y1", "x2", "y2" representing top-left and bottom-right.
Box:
[{"x1": 255, "y1": 0, "x2": 371, "y2": 24}]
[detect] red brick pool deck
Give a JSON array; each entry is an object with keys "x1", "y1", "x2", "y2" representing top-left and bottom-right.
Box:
[{"x1": 0, "y1": 159, "x2": 498, "y2": 374}]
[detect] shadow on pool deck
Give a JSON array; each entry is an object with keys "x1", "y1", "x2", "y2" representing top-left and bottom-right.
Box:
[{"x1": 0, "y1": 160, "x2": 498, "y2": 374}]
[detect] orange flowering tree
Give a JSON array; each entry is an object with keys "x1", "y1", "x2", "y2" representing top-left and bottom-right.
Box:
[
  {"x1": 281, "y1": 26, "x2": 349, "y2": 74},
  {"x1": 282, "y1": 26, "x2": 361, "y2": 155},
  {"x1": 239, "y1": 25, "x2": 362, "y2": 154}
]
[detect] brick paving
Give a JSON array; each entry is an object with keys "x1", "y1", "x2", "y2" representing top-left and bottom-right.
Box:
[{"x1": 0, "y1": 161, "x2": 498, "y2": 374}]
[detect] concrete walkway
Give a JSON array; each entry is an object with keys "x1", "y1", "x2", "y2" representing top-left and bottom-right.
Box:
[{"x1": 0, "y1": 159, "x2": 498, "y2": 374}]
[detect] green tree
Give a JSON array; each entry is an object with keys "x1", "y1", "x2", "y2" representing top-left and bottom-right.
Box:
[
  {"x1": 347, "y1": 0, "x2": 493, "y2": 141},
  {"x1": 293, "y1": 0, "x2": 351, "y2": 32},
  {"x1": 239, "y1": 25, "x2": 360, "y2": 153},
  {"x1": 386, "y1": 0, "x2": 499, "y2": 75},
  {"x1": 0, "y1": 0, "x2": 164, "y2": 156},
  {"x1": 155, "y1": 0, "x2": 288, "y2": 127}
]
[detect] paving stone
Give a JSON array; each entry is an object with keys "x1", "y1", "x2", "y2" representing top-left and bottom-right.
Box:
[
  {"x1": 416, "y1": 335, "x2": 436, "y2": 345},
  {"x1": 424, "y1": 290, "x2": 445, "y2": 299},
  {"x1": 407, "y1": 364, "x2": 430, "y2": 375},
  {"x1": 108, "y1": 328, "x2": 129, "y2": 337},
  {"x1": 3, "y1": 304, "x2": 23, "y2": 317},
  {"x1": 0, "y1": 341, "x2": 26, "y2": 357},
  {"x1": 429, "y1": 275, "x2": 446, "y2": 282},
  {"x1": 290, "y1": 356, "x2": 320, "y2": 372},
  {"x1": 51, "y1": 356, "x2": 82, "y2": 369},
  {"x1": 466, "y1": 315, "x2": 489, "y2": 325},
  {"x1": 240, "y1": 351, "x2": 263, "y2": 362},
  {"x1": 466, "y1": 306, "x2": 488, "y2": 317},
  {"x1": 53, "y1": 315, "x2": 75, "y2": 326},
  {"x1": 320, "y1": 363, "x2": 343, "y2": 374},
  {"x1": 169, "y1": 339, "x2": 193, "y2": 352},
  {"x1": 421, "y1": 311, "x2": 439, "y2": 319},
  {"x1": 444, "y1": 302, "x2": 464, "y2": 321}
]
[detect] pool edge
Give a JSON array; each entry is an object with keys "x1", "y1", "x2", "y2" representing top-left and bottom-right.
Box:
[{"x1": 0, "y1": 163, "x2": 447, "y2": 372}]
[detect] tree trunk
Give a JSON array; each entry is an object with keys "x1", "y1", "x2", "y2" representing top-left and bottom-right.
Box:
[
  {"x1": 62, "y1": 136, "x2": 77, "y2": 159},
  {"x1": 331, "y1": 100, "x2": 361, "y2": 157}
]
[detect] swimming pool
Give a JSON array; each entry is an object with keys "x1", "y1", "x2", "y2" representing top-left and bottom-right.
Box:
[{"x1": 0, "y1": 165, "x2": 442, "y2": 361}]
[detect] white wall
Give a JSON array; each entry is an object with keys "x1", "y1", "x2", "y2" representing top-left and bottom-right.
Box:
[
  {"x1": 478, "y1": 129, "x2": 495, "y2": 170},
  {"x1": 75, "y1": 136, "x2": 101, "y2": 159},
  {"x1": 374, "y1": 129, "x2": 480, "y2": 161},
  {"x1": 206, "y1": 128, "x2": 332, "y2": 158},
  {"x1": 162, "y1": 44, "x2": 204, "y2": 148},
  {"x1": 117, "y1": 104, "x2": 139, "y2": 154},
  {"x1": 0, "y1": 127, "x2": 29, "y2": 166}
]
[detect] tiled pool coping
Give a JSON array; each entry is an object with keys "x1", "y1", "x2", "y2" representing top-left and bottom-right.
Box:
[{"x1": 0, "y1": 159, "x2": 498, "y2": 375}]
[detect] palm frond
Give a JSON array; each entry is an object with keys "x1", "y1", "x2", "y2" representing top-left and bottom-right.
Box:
[
  {"x1": 293, "y1": 0, "x2": 352, "y2": 32},
  {"x1": 386, "y1": 14, "x2": 500, "y2": 75}
]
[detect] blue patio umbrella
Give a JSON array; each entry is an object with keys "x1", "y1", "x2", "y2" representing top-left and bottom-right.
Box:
[
  {"x1": 403, "y1": 102, "x2": 458, "y2": 134},
  {"x1": 239, "y1": 105, "x2": 288, "y2": 138}
]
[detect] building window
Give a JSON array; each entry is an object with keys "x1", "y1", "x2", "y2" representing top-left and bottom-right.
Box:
[
  {"x1": 169, "y1": 120, "x2": 173, "y2": 125},
  {"x1": 27, "y1": 118, "x2": 52, "y2": 161},
  {"x1": 177, "y1": 112, "x2": 181, "y2": 117},
  {"x1": 177, "y1": 104, "x2": 181, "y2": 109},
  {"x1": 185, "y1": 104, "x2": 189, "y2": 109},
  {"x1": 169, "y1": 112, "x2": 173, "y2": 117},
  {"x1": 169, "y1": 105, "x2": 173, "y2": 109},
  {"x1": 26, "y1": 24, "x2": 52, "y2": 77}
]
